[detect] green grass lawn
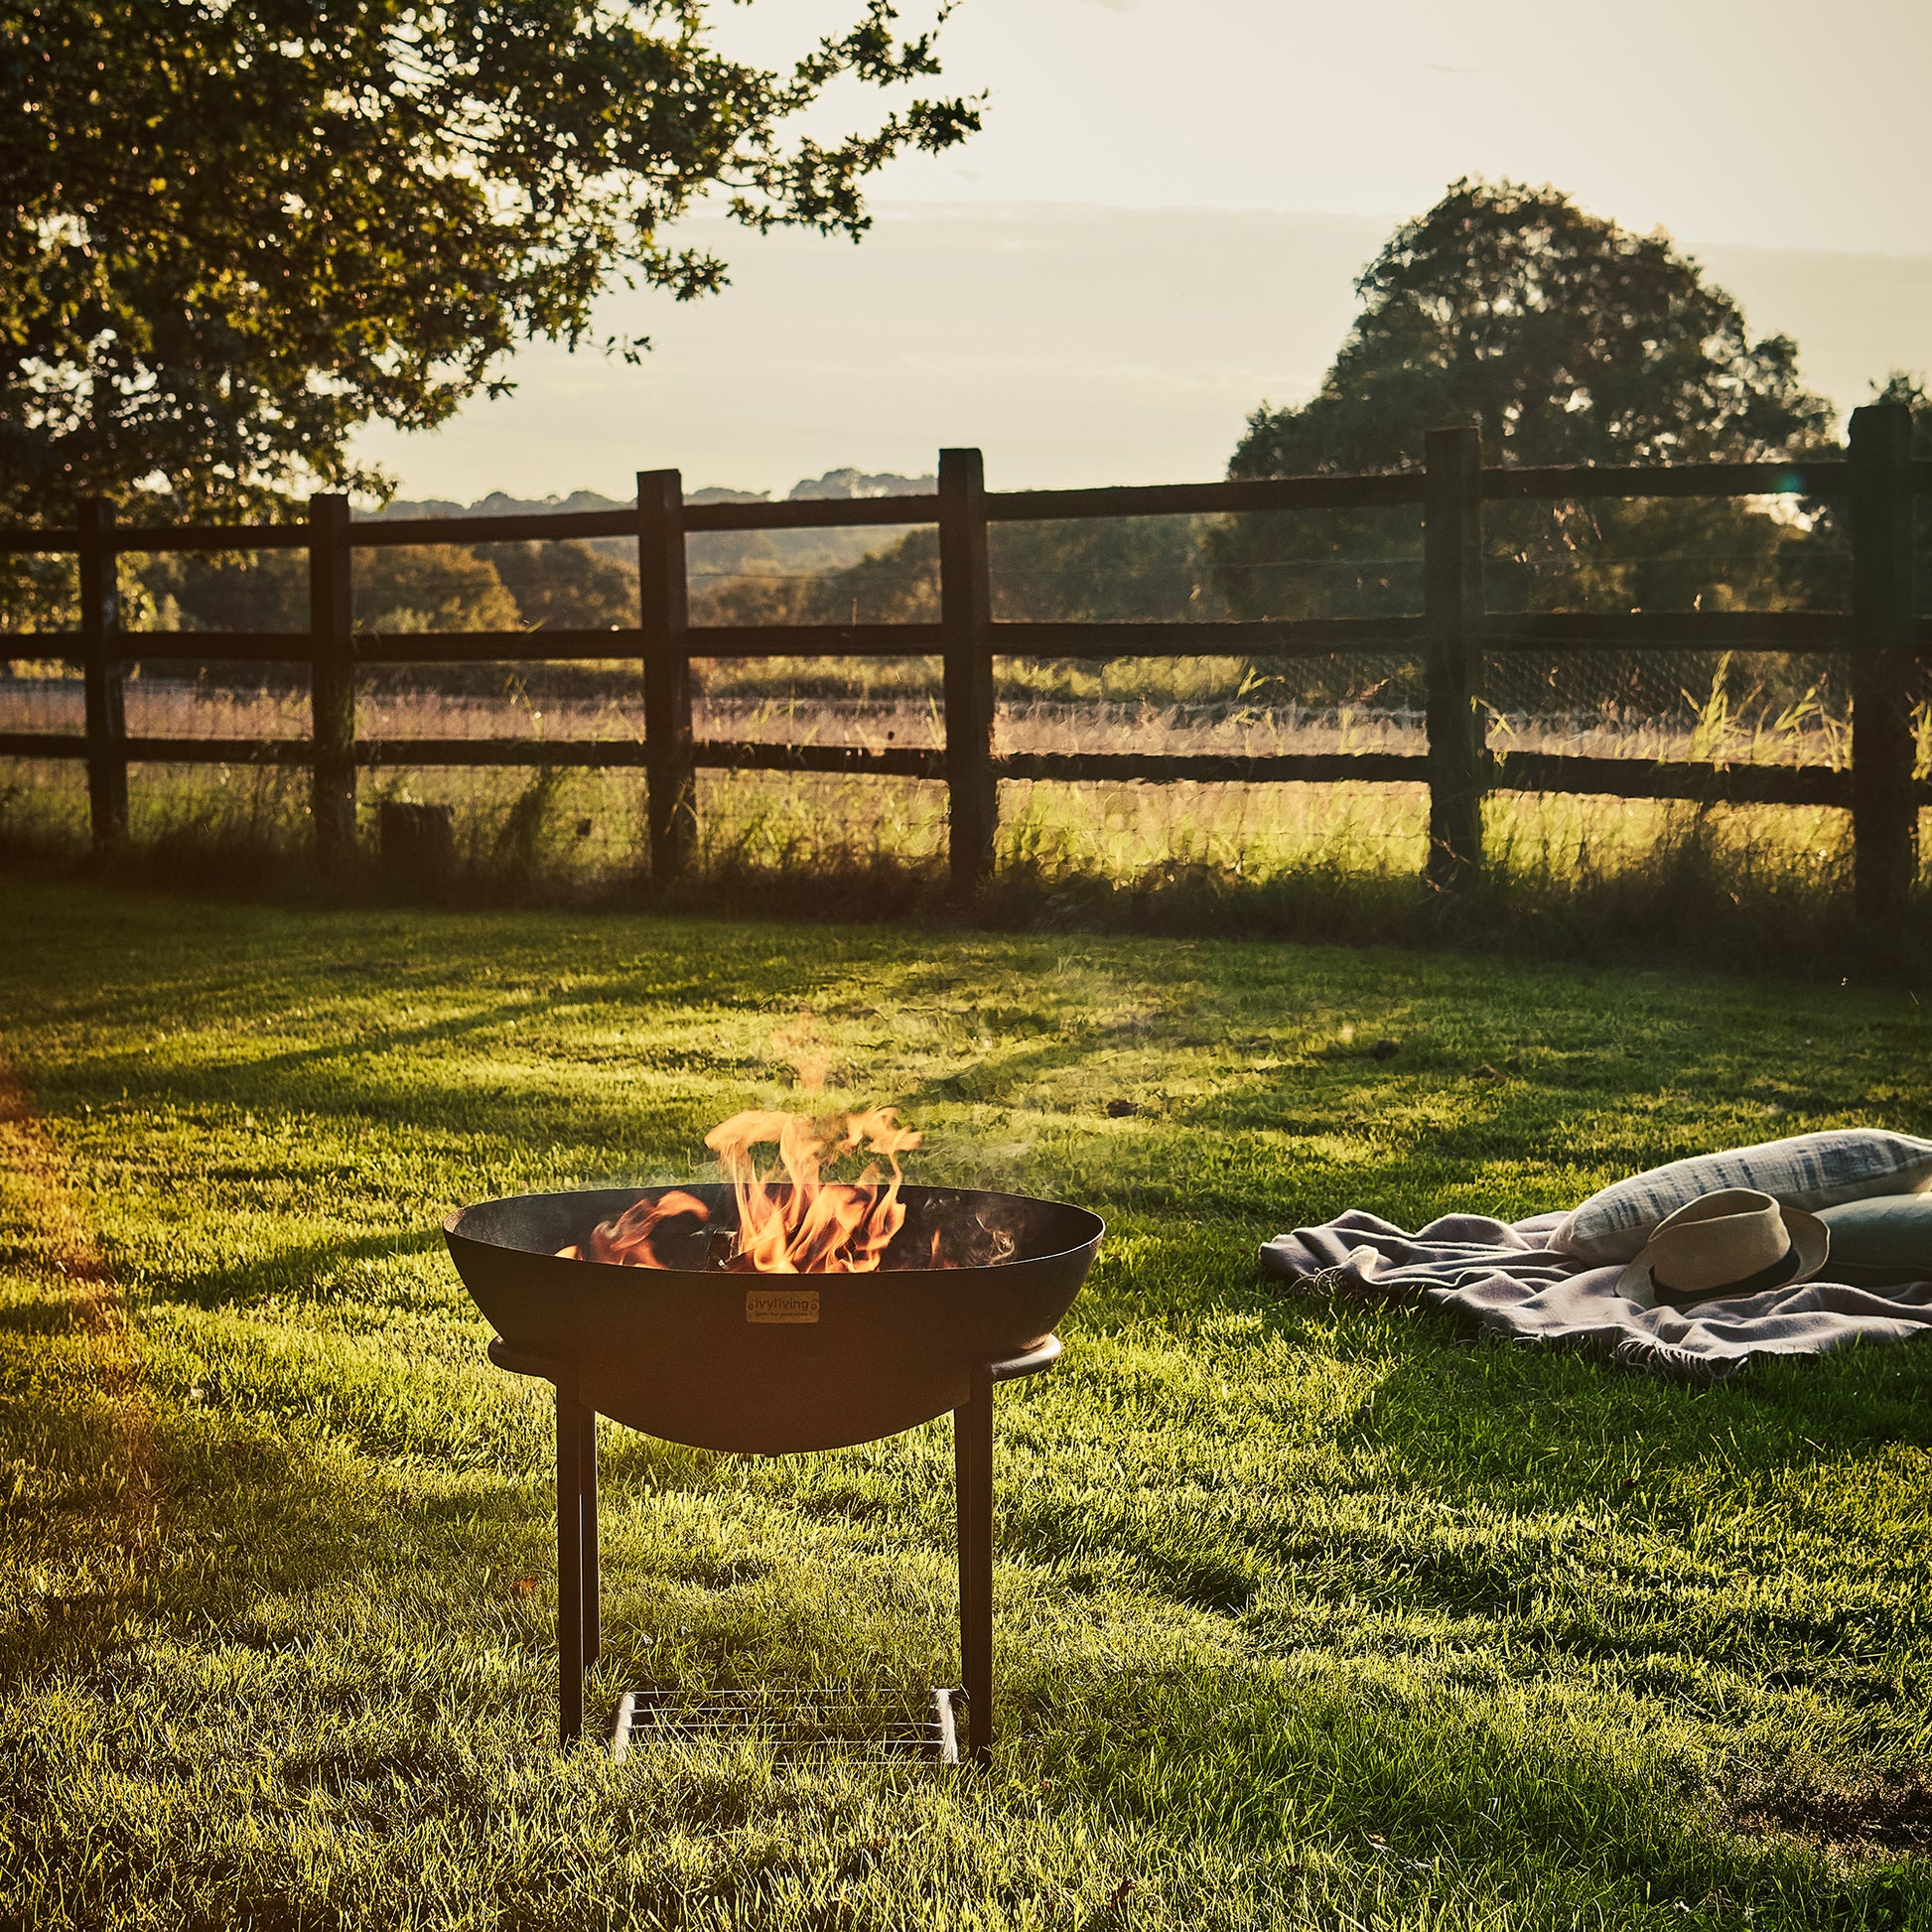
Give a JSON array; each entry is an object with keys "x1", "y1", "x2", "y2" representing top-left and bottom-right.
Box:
[{"x1": 2, "y1": 878, "x2": 1930, "y2": 1930}]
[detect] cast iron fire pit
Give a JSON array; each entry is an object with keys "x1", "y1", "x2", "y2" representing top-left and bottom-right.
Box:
[{"x1": 446, "y1": 1182, "x2": 1103, "y2": 1761}]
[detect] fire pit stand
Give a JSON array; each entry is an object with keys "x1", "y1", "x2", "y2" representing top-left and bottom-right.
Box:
[{"x1": 487, "y1": 1331, "x2": 1063, "y2": 1764}]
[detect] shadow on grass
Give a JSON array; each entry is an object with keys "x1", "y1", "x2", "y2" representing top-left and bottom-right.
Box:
[{"x1": 150, "y1": 1229, "x2": 448, "y2": 1314}]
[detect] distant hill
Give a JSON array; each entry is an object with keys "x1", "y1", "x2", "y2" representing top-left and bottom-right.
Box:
[
  {"x1": 366, "y1": 468, "x2": 934, "y2": 521},
  {"x1": 779, "y1": 470, "x2": 935, "y2": 503},
  {"x1": 363, "y1": 470, "x2": 938, "y2": 595}
]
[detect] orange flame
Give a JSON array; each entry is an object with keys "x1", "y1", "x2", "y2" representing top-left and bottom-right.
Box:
[
  {"x1": 555, "y1": 1109, "x2": 923, "y2": 1272},
  {"x1": 707, "y1": 1107, "x2": 919, "y2": 1273}
]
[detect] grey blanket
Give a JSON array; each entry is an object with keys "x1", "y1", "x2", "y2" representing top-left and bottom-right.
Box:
[{"x1": 1259, "y1": 1211, "x2": 1932, "y2": 1381}]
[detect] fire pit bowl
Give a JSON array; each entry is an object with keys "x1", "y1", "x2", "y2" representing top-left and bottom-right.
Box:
[{"x1": 445, "y1": 1183, "x2": 1104, "y2": 1455}]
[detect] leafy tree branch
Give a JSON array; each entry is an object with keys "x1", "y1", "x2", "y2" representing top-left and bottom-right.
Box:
[{"x1": 0, "y1": 0, "x2": 980, "y2": 517}]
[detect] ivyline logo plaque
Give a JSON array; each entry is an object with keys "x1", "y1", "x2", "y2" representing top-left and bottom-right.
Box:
[{"x1": 746, "y1": 1288, "x2": 820, "y2": 1324}]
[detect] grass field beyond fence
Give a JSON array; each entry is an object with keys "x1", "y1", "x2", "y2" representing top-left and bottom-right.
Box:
[
  {"x1": 2, "y1": 881, "x2": 1931, "y2": 1929},
  {"x1": 3, "y1": 697, "x2": 1923, "y2": 982}
]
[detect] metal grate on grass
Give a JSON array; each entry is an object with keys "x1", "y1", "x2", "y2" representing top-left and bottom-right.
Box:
[{"x1": 612, "y1": 1686, "x2": 961, "y2": 1765}]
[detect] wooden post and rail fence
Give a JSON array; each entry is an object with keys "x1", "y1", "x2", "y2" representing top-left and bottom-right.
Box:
[{"x1": 1, "y1": 406, "x2": 1927, "y2": 934}]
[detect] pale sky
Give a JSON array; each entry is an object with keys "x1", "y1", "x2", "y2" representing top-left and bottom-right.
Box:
[
  {"x1": 353, "y1": 0, "x2": 1932, "y2": 501},
  {"x1": 778, "y1": 0, "x2": 1932, "y2": 253}
]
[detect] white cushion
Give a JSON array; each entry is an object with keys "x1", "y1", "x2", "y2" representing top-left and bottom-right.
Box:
[{"x1": 1551, "y1": 1131, "x2": 1932, "y2": 1266}]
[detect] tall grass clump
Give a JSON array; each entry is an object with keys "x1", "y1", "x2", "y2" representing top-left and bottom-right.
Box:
[
  {"x1": 135, "y1": 761, "x2": 314, "y2": 888},
  {"x1": 0, "y1": 759, "x2": 88, "y2": 863},
  {"x1": 0, "y1": 757, "x2": 313, "y2": 893},
  {"x1": 1457, "y1": 794, "x2": 1870, "y2": 964}
]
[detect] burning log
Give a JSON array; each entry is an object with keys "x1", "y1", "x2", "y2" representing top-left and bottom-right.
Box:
[{"x1": 558, "y1": 1189, "x2": 713, "y2": 1267}]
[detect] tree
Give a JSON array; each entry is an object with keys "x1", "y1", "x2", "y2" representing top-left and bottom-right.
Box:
[
  {"x1": 1, "y1": 1, "x2": 978, "y2": 520},
  {"x1": 479, "y1": 541, "x2": 637, "y2": 632},
  {"x1": 1206, "y1": 179, "x2": 1839, "y2": 713},
  {"x1": 353, "y1": 546, "x2": 520, "y2": 634},
  {"x1": 1233, "y1": 177, "x2": 1830, "y2": 480},
  {"x1": 129, "y1": 547, "x2": 309, "y2": 635}
]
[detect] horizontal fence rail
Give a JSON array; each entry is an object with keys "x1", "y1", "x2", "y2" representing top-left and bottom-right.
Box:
[{"x1": 1, "y1": 413, "x2": 1926, "y2": 938}]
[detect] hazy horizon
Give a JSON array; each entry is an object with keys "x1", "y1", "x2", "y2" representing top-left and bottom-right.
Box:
[{"x1": 349, "y1": 200, "x2": 1932, "y2": 506}]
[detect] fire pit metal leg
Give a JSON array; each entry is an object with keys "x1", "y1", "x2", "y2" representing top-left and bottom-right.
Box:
[
  {"x1": 556, "y1": 1384, "x2": 585, "y2": 1747},
  {"x1": 580, "y1": 1406, "x2": 600, "y2": 1670},
  {"x1": 953, "y1": 1334, "x2": 1061, "y2": 1767},
  {"x1": 487, "y1": 1331, "x2": 1061, "y2": 1762},
  {"x1": 488, "y1": 1339, "x2": 602, "y2": 1749},
  {"x1": 956, "y1": 1364, "x2": 995, "y2": 1765}
]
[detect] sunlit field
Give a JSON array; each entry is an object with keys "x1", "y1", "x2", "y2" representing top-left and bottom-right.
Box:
[
  {"x1": 2, "y1": 880, "x2": 1930, "y2": 1928},
  {"x1": 3, "y1": 667, "x2": 1923, "y2": 981}
]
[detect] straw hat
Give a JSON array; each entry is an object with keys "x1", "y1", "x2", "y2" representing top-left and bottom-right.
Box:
[{"x1": 1614, "y1": 1187, "x2": 1830, "y2": 1306}]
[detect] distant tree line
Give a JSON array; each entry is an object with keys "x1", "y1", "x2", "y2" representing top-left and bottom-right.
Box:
[
  {"x1": 0, "y1": 471, "x2": 940, "y2": 641},
  {"x1": 128, "y1": 534, "x2": 636, "y2": 637}
]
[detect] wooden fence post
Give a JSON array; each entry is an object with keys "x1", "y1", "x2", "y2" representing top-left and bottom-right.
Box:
[
  {"x1": 308, "y1": 492, "x2": 356, "y2": 854},
  {"x1": 76, "y1": 497, "x2": 128, "y2": 845},
  {"x1": 638, "y1": 469, "x2": 693, "y2": 882},
  {"x1": 1849, "y1": 402, "x2": 1918, "y2": 956},
  {"x1": 1423, "y1": 425, "x2": 1485, "y2": 891},
  {"x1": 939, "y1": 447, "x2": 996, "y2": 895}
]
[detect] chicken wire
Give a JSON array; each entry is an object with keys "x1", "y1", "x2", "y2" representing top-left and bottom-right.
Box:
[{"x1": 1482, "y1": 649, "x2": 1858, "y2": 768}]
